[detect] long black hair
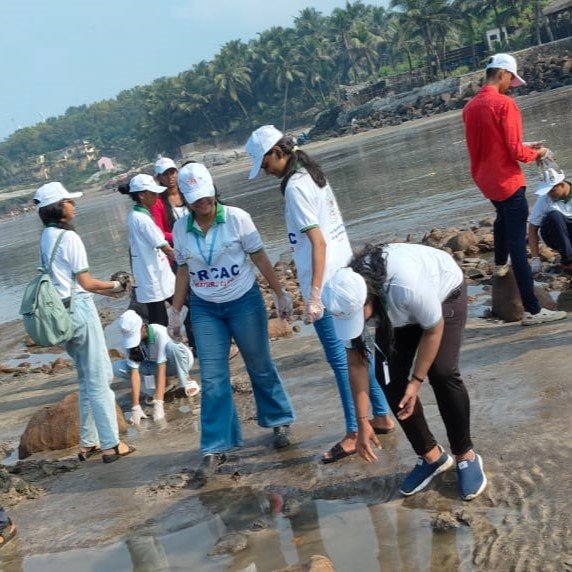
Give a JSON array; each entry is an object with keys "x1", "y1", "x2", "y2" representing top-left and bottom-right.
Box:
[
  {"x1": 36, "y1": 200, "x2": 75, "y2": 231},
  {"x1": 118, "y1": 183, "x2": 143, "y2": 204},
  {"x1": 348, "y1": 243, "x2": 394, "y2": 364},
  {"x1": 273, "y1": 135, "x2": 327, "y2": 195}
]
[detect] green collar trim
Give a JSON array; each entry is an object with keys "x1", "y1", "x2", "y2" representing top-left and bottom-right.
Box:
[
  {"x1": 146, "y1": 324, "x2": 156, "y2": 345},
  {"x1": 187, "y1": 202, "x2": 225, "y2": 236},
  {"x1": 133, "y1": 205, "x2": 152, "y2": 217}
]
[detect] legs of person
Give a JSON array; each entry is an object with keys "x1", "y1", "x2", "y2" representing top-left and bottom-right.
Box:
[
  {"x1": 540, "y1": 211, "x2": 572, "y2": 264},
  {"x1": 67, "y1": 297, "x2": 120, "y2": 451},
  {"x1": 226, "y1": 285, "x2": 295, "y2": 429},
  {"x1": 427, "y1": 283, "x2": 473, "y2": 458},
  {"x1": 313, "y1": 311, "x2": 357, "y2": 434},
  {"x1": 147, "y1": 300, "x2": 169, "y2": 327},
  {"x1": 368, "y1": 352, "x2": 394, "y2": 431},
  {"x1": 501, "y1": 188, "x2": 541, "y2": 314},
  {"x1": 376, "y1": 325, "x2": 439, "y2": 457},
  {"x1": 164, "y1": 341, "x2": 193, "y2": 387},
  {"x1": 191, "y1": 294, "x2": 242, "y2": 454},
  {"x1": 491, "y1": 199, "x2": 509, "y2": 266}
]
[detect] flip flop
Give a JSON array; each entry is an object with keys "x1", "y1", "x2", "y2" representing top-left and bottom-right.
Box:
[
  {"x1": 102, "y1": 443, "x2": 136, "y2": 464},
  {"x1": 78, "y1": 446, "x2": 102, "y2": 462},
  {"x1": 0, "y1": 519, "x2": 16, "y2": 549},
  {"x1": 372, "y1": 425, "x2": 396, "y2": 435},
  {"x1": 321, "y1": 442, "x2": 356, "y2": 464}
]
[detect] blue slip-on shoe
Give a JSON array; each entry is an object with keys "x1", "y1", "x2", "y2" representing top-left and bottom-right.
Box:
[
  {"x1": 400, "y1": 446, "x2": 454, "y2": 496},
  {"x1": 457, "y1": 453, "x2": 487, "y2": 501}
]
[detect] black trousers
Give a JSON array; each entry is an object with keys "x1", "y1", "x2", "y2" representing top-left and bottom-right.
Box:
[
  {"x1": 375, "y1": 281, "x2": 473, "y2": 456},
  {"x1": 146, "y1": 299, "x2": 170, "y2": 327}
]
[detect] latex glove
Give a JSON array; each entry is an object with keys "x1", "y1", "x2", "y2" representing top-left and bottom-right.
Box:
[
  {"x1": 184, "y1": 379, "x2": 201, "y2": 397},
  {"x1": 167, "y1": 306, "x2": 188, "y2": 341},
  {"x1": 531, "y1": 257, "x2": 542, "y2": 274},
  {"x1": 274, "y1": 288, "x2": 293, "y2": 319},
  {"x1": 110, "y1": 280, "x2": 124, "y2": 293},
  {"x1": 131, "y1": 404, "x2": 148, "y2": 425},
  {"x1": 303, "y1": 287, "x2": 324, "y2": 325},
  {"x1": 152, "y1": 399, "x2": 165, "y2": 422}
]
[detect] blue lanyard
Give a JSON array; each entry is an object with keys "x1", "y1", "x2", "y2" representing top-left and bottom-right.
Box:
[{"x1": 194, "y1": 224, "x2": 219, "y2": 266}]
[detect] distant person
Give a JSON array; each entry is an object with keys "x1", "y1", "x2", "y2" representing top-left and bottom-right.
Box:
[
  {"x1": 34, "y1": 182, "x2": 134, "y2": 464},
  {"x1": 0, "y1": 507, "x2": 16, "y2": 549},
  {"x1": 119, "y1": 174, "x2": 176, "y2": 326},
  {"x1": 245, "y1": 125, "x2": 394, "y2": 464},
  {"x1": 462, "y1": 53, "x2": 566, "y2": 326},
  {"x1": 169, "y1": 163, "x2": 295, "y2": 478},
  {"x1": 529, "y1": 168, "x2": 572, "y2": 275},
  {"x1": 113, "y1": 310, "x2": 200, "y2": 424},
  {"x1": 323, "y1": 243, "x2": 487, "y2": 501}
]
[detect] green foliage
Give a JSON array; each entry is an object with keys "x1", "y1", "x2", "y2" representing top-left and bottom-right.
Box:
[{"x1": 0, "y1": 0, "x2": 557, "y2": 185}]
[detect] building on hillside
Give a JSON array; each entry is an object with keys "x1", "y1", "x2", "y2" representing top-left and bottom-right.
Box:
[
  {"x1": 544, "y1": 0, "x2": 572, "y2": 39},
  {"x1": 97, "y1": 156, "x2": 115, "y2": 171},
  {"x1": 485, "y1": 27, "x2": 509, "y2": 51},
  {"x1": 27, "y1": 154, "x2": 50, "y2": 181}
]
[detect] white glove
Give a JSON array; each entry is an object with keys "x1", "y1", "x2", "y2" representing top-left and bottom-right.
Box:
[
  {"x1": 152, "y1": 399, "x2": 165, "y2": 422},
  {"x1": 303, "y1": 287, "x2": 324, "y2": 325},
  {"x1": 274, "y1": 288, "x2": 293, "y2": 319},
  {"x1": 131, "y1": 404, "x2": 148, "y2": 425},
  {"x1": 531, "y1": 257, "x2": 542, "y2": 274},
  {"x1": 110, "y1": 280, "x2": 124, "y2": 293},
  {"x1": 167, "y1": 306, "x2": 188, "y2": 341},
  {"x1": 184, "y1": 379, "x2": 201, "y2": 397}
]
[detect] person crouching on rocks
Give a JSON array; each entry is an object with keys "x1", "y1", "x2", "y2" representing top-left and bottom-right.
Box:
[
  {"x1": 529, "y1": 168, "x2": 572, "y2": 275},
  {"x1": 113, "y1": 309, "x2": 200, "y2": 424},
  {"x1": 34, "y1": 182, "x2": 135, "y2": 464},
  {"x1": 322, "y1": 243, "x2": 487, "y2": 501},
  {"x1": 169, "y1": 162, "x2": 295, "y2": 479}
]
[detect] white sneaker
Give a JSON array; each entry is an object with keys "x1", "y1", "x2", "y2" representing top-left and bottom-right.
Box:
[
  {"x1": 493, "y1": 263, "x2": 510, "y2": 277},
  {"x1": 152, "y1": 399, "x2": 165, "y2": 421},
  {"x1": 522, "y1": 308, "x2": 567, "y2": 326}
]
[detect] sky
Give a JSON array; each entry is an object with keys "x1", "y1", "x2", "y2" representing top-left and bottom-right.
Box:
[{"x1": 1, "y1": 0, "x2": 389, "y2": 142}]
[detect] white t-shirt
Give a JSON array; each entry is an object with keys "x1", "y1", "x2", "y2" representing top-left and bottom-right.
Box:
[
  {"x1": 284, "y1": 171, "x2": 353, "y2": 301},
  {"x1": 128, "y1": 207, "x2": 175, "y2": 303},
  {"x1": 125, "y1": 323, "x2": 176, "y2": 368},
  {"x1": 383, "y1": 243, "x2": 463, "y2": 329},
  {"x1": 529, "y1": 191, "x2": 572, "y2": 226},
  {"x1": 173, "y1": 204, "x2": 263, "y2": 303},
  {"x1": 40, "y1": 227, "x2": 89, "y2": 298}
]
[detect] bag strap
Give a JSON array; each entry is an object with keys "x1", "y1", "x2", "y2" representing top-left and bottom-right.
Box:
[{"x1": 42, "y1": 230, "x2": 77, "y2": 313}]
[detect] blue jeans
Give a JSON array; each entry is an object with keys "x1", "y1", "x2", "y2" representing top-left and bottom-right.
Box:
[
  {"x1": 0, "y1": 506, "x2": 8, "y2": 530},
  {"x1": 113, "y1": 341, "x2": 194, "y2": 392},
  {"x1": 64, "y1": 294, "x2": 119, "y2": 451},
  {"x1": 191, "y1": 284, "x2": 295, "y2": 454},
  {"x1": 313, "y1": 311, "x2": 390, "y2": 434},
  {"x1": 540, "y1": 210, "x2": 572, "y2": 265},
  {"x1": 491, "y1": 187, "x2": 540, "y2": 314}
]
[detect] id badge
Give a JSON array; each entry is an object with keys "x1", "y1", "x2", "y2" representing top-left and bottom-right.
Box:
[
  {"x1": 143, "y1": 375, "x2": 156, "y2": 391},
  {"x1": 382, "y1": 361, "x2": 391, "y2": 385}
]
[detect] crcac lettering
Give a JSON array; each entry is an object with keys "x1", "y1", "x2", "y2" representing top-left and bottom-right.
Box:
[{"x1": 191, "y1": 265, "x2": 240, "y2": 282}]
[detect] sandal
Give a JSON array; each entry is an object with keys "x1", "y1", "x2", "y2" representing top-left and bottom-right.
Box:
[
  {"x1": 102, "y1": 443, "x2": 136, "y2": 464},
  {"x1": 78, "y1": 446, "x2": 102, "y2": 462},
  {"x1": 321, "y1": 442, "x2": 356, "y2": 465},
  {"x1": 372, "y1": 425, "x2": 396, "y2": 435},
  {"x1": 0, "y1": 519, "x2": 16, "y2": 549}
]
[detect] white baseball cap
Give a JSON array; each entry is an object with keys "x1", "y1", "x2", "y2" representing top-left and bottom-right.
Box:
[
  {"x1": 34, "y1": 182, "x2": 83, "y2": 209},
  {"x1": 129, "y1": 174, "x2": 166, "y2": 194},
  {"x1": 486, "y1": 53, "x2": 526, "y2": 87},
  {"x1": 118, "y1": 310, "x2": 143, "y2": 349},
  {"x1": 245, "y1": 125, "x2": 284, "y2": 180},
  {"x1": 322, "y1": 267, "x2": 368, "y2": 341},
  {"x1": 536, "y1": 168, "x2": 566, "y2": 196},
  {"x1": 177, "y1": 162, "x2": 215, "y2": 205},
  {"x1": 155, "y1": 157, "x2": 177, "y2": 175}
]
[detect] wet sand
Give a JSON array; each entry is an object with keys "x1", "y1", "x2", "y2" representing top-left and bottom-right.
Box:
[{"x1": 0, "y1": 308, "x2": 571, "y2": 570}]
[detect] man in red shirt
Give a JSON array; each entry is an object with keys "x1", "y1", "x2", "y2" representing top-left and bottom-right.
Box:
[{"x1": 463, "y1": 53, "x2": 566, "y2": 326}]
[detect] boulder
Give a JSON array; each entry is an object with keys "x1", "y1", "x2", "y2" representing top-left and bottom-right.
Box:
[
  {"x1": 274, "y1": 555, "x2": 336, "y2": 572},
  {"x1": 445, "y1": 230, "x2": 478, "y2": 253},
  {"x1": 267, "y1": 318, "x2": 293, "y2": 340},
  {"x1": 492, "y1": 268, "x2": 557, "y2": 322},
  {"x1": 18, "y1": 392, "x2": 128, "y2": 459},
  {"x1": 556, "y1": 287, "x2": 572, "y2": 312}
]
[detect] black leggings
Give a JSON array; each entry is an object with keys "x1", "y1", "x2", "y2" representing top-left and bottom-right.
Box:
[
  {"x1": 146, "y1": 300, "x2": 169, "y2": 327},
  {"x1": 375, "y1": 281, "x2": 473, "y2": 456}
]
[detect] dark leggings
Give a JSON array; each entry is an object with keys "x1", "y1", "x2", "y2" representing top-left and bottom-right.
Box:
[{"x1": 375, "y1": 281, "x2": 473, "y2": 456}]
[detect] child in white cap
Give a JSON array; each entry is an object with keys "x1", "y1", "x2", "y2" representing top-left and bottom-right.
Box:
[{"x1": 114, "y1": 309, "x2": 199, "y2": 424}]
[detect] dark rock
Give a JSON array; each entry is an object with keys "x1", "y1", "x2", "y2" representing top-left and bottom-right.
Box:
[{"x1": 208, "y1": 533, "x2": 248, "y2": 556}]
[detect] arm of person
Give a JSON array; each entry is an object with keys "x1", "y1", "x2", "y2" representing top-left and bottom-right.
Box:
[
  {"x1": 528, "y1": 223, "x2": 541, "y2": 259},
  {"x1": 250, "y1": 249, "x2": 283, "y2": 294},
  {"x1": 75, "y1": 271, "x2": 122, "y2": 296},
  {"x1": 130, "y1": 368, "x2": 142, "y2": 407},
  {"x1": 172, "y1": 264, "x2": 189, "y2": 312},
  {"x1": 502, "y1": 100, "x2": 542, "y2": 164},
  {"x1": 160, "y1": 243, "x2": 174, "y2": 258},
  {"x1": 305, "y1": 227, "x2": 327, "y2": 291},
  {"x1": 155, "y1": 362, "x2": 167, "y2": 402},
  {"x1": 347, "y1": 348, "x2": 381, "y2": 463},
  {"x1": 398, "y1": 319, "x2": 444, "y2": 420}
]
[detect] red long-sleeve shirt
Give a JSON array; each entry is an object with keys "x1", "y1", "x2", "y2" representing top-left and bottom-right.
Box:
[
  {"x1": 463, "y1": 85, "x2": 539, "y2": 201},
  {"x1": 149, "y1": 198, "x2": 173, "y2": 246}
]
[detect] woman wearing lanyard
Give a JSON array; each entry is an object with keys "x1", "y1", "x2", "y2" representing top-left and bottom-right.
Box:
[
  {"x1": 322, "y1": 243, "x2": 487, "y2": 501},
  {"x1": 169, "y1": 163, "x2": 295, "y2": 478},
  {"x1": 120, "y1": 174, "x2": 176, "y2": 326}
]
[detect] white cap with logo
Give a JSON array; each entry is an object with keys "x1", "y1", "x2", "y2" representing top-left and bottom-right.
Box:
[
  {"x1": 486, "y1": 53, "x2": 526, "y2": 87},
  {"x1": 245, "y1": 125, "x2": 284, "y2": 180},
  {"x1": 536, "y1": 168, "x2": 566, "y2": 196},
  {"x1": 322, "y1": 267, "x2": 368, "y2": 341},
  {"x1": 177, "y1": 163, "x2": 215, "y2": 205},
  {"x1": 118, "y1": 309, "x2": 144, "y2": 349},
  {"x1": 129, "y1": 174, "x2": 166, "y2": 194},
  {"x1": 155, "y1": 157, "x2": 177, "y2": 175},
  {"x1": 34, "y1": 182, "x2": 83, "y2": 209}
]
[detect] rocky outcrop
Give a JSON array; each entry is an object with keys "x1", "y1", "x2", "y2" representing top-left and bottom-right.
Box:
[{"x1": 18, "y1": 392, "x2": 128, "y2": 459}]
